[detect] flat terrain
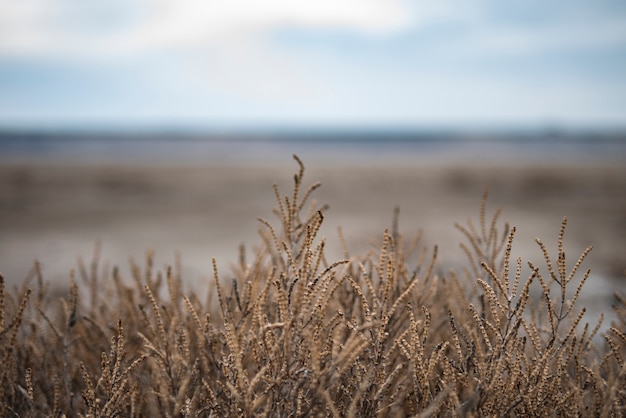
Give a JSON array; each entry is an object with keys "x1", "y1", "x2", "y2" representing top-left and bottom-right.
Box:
[{"x1": 0, "y1": 154, "x2": 625, "y2": 320}]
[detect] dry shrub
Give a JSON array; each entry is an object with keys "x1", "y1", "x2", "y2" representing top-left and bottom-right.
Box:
[{"x1": 1, "y1": 155, "x2": 625, "y2": 417}]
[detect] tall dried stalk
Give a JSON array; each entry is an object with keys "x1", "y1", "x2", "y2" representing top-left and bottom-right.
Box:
[{"x1": 0, "y1": 155, "x2": 624, "y2": 416}]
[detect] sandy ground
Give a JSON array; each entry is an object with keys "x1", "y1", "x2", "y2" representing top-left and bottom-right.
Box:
[{"x1": 0, "y1": 152, "x2": 625, "y2": 325}]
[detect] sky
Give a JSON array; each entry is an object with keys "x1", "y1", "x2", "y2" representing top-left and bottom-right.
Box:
[{"x1": 1, "y1": 0, "x2": 626, "y2": 131}]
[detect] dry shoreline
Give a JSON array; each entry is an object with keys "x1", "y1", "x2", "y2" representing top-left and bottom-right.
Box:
[{"x1": 0, "y1": 157, "x2": 624, "y2": 321}]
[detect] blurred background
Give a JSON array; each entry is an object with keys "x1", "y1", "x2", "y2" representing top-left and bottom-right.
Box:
[{"x1": 0, "y1": 1, "x2": 625, "y2": 322}]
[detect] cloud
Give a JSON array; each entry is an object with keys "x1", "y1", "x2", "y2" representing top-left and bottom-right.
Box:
[
  {"x1": 452, "y1": 17, "x2": 626, "y2": 58},
  {"x1": 11, "y1": 0, "x2": 624, "y2": 61},
  {"x1": 0, "y1": 0, "x2": 414, "y2": 57}
]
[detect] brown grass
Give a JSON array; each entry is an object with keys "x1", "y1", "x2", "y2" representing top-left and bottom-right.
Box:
[{"x1": 1, "y1": 155, "x2": 625, "y2": 417}]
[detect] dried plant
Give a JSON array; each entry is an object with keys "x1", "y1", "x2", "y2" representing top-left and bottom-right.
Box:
[{"x1": 0, "y1": 155, "x2": 624, "y2": 416}]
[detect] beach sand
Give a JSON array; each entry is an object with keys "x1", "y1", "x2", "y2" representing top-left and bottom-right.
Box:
[{"x1": 0, "y1": 155, "x2": 624, "y2": 321}]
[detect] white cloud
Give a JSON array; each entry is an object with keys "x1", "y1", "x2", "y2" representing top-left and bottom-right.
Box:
[
  {"x1": 0, "y1": 0, "x2": 140, "y2": 55},
  {"x1": 457, "y1": 17, "x2": 626, "y2": 57},
  {"x1": 0, "y1": 0, "x2": 414, "y2": 56}
]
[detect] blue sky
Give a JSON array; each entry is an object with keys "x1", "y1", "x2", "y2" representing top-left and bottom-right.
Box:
[{"x1": 1, "y1": 0, "x2": 625, "y2": 130}]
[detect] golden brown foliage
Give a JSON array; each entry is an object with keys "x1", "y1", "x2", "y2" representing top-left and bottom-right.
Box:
[{"x1": 1, "y1": 155, "x2": 625, "y2": 417}]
